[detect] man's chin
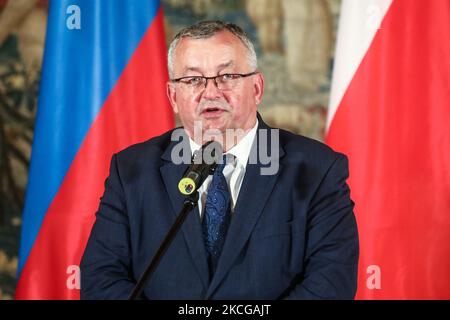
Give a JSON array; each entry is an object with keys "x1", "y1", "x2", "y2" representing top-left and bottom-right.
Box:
[{"x1": 199, "y1": 117, "x2": 229, "y2": 132}]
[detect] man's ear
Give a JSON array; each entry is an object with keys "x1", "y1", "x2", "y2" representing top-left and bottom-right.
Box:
[
  {"x1": 166, "y1": 82, "x2": 179, "y2": 113},
  {"x1": 254, "y1": 72, "x2": 265, "y2": 106}
]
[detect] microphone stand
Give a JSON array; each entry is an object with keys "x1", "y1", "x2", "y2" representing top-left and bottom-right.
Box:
[{"x1": 128, "y1": 192, "x2": 199, "y2": 300}]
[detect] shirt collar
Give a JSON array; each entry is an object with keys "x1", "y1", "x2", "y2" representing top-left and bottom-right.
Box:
[{"x1": 188, "y1": 119, "x2": 258, "y2": 168}]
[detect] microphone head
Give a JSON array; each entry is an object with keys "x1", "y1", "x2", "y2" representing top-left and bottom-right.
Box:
[
  {"x1": 198, "y1": 140, "x2": 223, "y2": 164},
  {"x1": 178, "y1": 141, "x2": 223, "y2": 196}
]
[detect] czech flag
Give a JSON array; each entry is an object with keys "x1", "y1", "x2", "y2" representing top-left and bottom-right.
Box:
[
  {"x1": 16, "y1": 0, "x2": 174, "y2": 299},
  {"x1": 327, "y1": 0, "x2": 450, "y2": 299}
]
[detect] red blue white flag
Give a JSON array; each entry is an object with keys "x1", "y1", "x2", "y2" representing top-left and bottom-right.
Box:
[{"x1": 16, "y1": 0, "x2": 173, "y2": 299}]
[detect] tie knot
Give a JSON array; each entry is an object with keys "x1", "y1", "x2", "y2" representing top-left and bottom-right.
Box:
[{"x1": 215, "y1": 154, "x2": 235, "y2": 173}]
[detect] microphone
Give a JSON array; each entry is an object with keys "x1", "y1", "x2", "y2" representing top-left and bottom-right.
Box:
[
  {"x1": 178, "y1": 140, "x2": 223, "y2": 196},
  {"x1": 129, "y1": 140, "x2": 222, "y2": 300}
]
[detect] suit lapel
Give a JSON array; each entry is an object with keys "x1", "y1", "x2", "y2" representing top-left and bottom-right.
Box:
[
  {"x1": 205, "y1": 118, "x2": 285, "y2": 298},
  {"x1": 159, "y1": 137, "x2": 210, "y2": 290}
]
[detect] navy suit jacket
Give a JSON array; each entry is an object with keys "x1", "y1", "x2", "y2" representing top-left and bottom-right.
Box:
[{"x1": 80, "y1": 116, "x2": 359, "y2": 299}]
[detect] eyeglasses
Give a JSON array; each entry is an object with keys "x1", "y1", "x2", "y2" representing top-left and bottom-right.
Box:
[{"x1": 170, "y1": 71, "x2": 259, "y2": 91}]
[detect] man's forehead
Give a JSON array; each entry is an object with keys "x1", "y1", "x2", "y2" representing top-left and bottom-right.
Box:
[
  {"x1": 174, "y1": 32, "x2": 248, "y2": 73},
  {"x1": 183, "y1": 61, "x2": 235, "y2": 73},
  {"x1": 180, "y1": 30, "x2": 242, "y2": 46},
  {"x1": 176, "y1": 31, "x2": 246, "y2": 57}
]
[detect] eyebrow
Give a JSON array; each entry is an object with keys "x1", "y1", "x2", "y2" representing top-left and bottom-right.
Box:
[{"x1": 183, "y1": 61, "x2": 235, "y2": 75}]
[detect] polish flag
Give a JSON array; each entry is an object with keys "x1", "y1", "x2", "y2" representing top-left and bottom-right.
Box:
[{"x1": 326, "y1": 0, "x2": 450, "y2": 299}]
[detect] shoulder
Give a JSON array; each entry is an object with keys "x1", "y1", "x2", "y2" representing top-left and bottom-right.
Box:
[
  {"x1": 273, "y1": 129, "x2": 350, "y2": 192},
  {"x1": 277, "y1": 128, "x2": 347, "y2": 168},
  {"x1": 114, "y1": 127, "x2": 179, "y2": 166}
]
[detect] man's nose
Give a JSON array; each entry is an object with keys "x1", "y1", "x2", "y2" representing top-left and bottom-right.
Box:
[{"x1": 202, "y1": 78, "x2": 222, "y2": 99}]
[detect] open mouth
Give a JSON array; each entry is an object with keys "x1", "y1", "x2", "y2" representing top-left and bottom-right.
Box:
[
  {"x1": 201, "y1": 107, "x2": 225, "y2": 116},
  {"x1": 203, "y1": 107, "x2": 221, "y2": 112}
]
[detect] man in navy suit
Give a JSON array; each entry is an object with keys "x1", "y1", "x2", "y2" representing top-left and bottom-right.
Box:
[{"x1": 80, "y1": 20, "x2": 359, "y2": 299}]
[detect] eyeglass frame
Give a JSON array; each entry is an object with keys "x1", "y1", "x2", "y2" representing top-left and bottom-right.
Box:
[{"x1": 169, "y1": 71, "x2": 259, "y2": 91}]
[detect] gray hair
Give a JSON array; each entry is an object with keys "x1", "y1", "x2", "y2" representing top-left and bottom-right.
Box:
[{"x1": 167, "y1": 20, "x2": 258, "y2": 79}]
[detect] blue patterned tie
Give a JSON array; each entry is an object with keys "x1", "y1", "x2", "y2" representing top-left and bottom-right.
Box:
[{"x1": 202, "y1": 155, "x2": 232, "y2": 275}]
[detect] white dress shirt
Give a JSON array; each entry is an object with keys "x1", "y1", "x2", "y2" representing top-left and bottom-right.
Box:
[{"x1": 189, "y1": 119, "x2": 258, "y2": 218}]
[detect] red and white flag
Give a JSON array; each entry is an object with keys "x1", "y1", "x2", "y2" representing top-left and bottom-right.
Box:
[{"x1": 326, "y1": 0, "x2": 450, "y2": 299}]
